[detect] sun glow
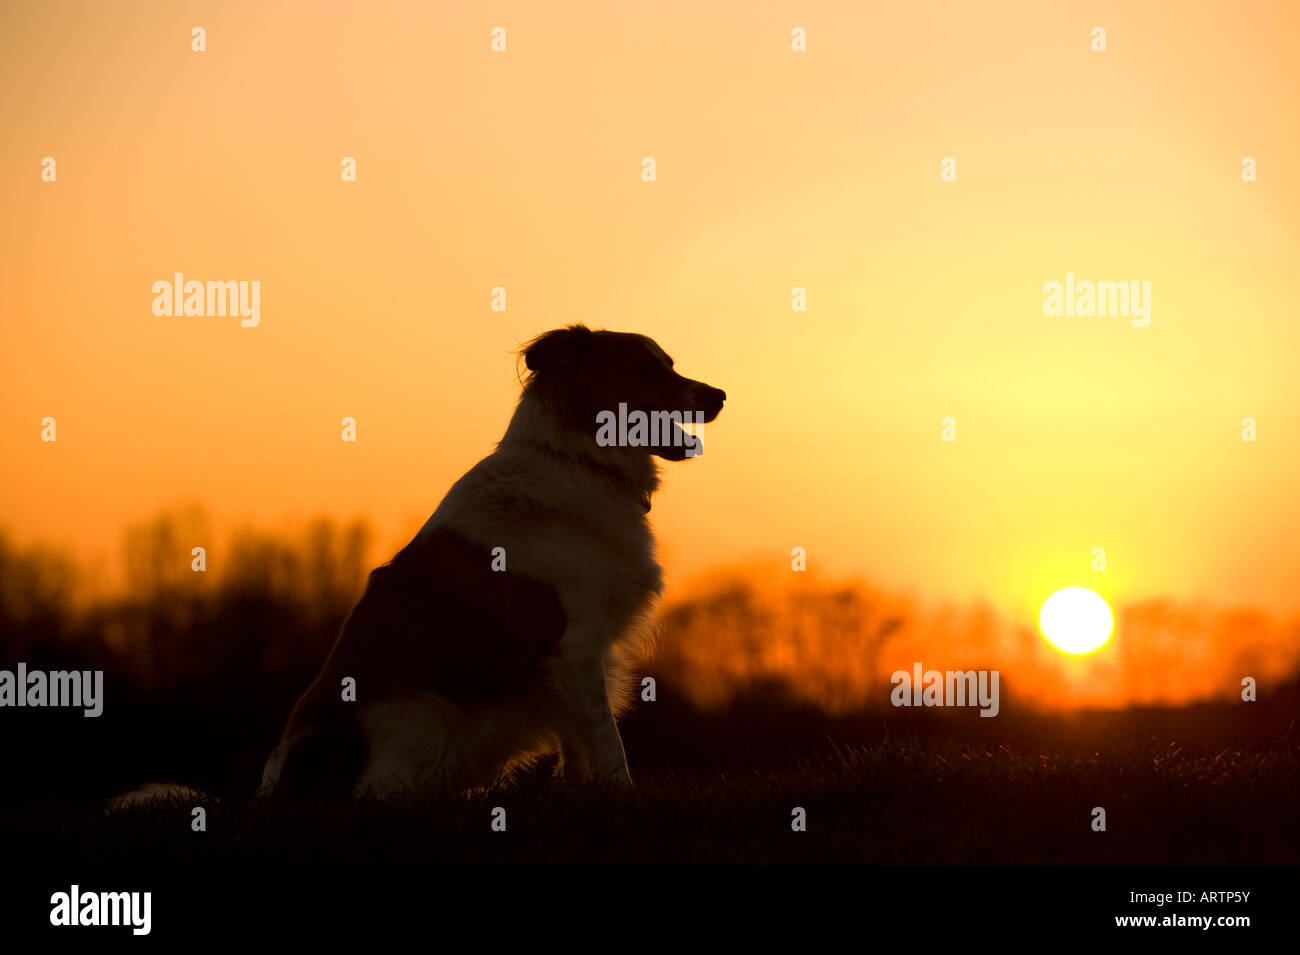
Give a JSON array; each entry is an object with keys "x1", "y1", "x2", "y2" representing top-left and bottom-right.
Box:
[{"x1": 1039, "y1": 587, "x2": 1114, "y2": 655}]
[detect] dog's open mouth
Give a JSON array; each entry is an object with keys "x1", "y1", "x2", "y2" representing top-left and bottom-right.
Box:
[
  {"x1": 661, "y1": 398, "x2": 724, "y2": 459},
  {"x1": 594, "y1": 392, "x2": 724, "y2": 461},
  {"x1": 656, "y1": 404, "x2": 724, "y2": 460},
  {"x1": 658, "y1": 418, "x2": 701, "y2": 460}
]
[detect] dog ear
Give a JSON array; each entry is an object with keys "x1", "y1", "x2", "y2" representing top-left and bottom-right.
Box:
[{"x1": 523, "y1": 324, "x2": 593, "y2": 373}]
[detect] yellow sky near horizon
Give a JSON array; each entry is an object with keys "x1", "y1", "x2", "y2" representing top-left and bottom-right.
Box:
[{"x1": 3, "y1": 0, "x2": 1299, "y2": 628}]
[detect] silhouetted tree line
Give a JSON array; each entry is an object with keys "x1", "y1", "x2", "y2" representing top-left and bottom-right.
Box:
[
  {"x1": 0, "y1": 514, "x2": 370, "y2": 804},
  {"x1": 2, "y1": 514, "x2": 1297, "y2": 809}
]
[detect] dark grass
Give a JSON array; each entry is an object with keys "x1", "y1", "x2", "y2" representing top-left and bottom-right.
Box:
[
  {"x1": 9, "y1": 734, "x2": 1297, "y2": 865},
  {"x1": 5, "y1": 532, "x2": 1298, "y2": 866},
  {"x1": 6, "y1": 666, "x2": 1299, "y2": 865}
]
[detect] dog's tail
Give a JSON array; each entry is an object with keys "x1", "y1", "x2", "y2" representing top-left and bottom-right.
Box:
[
  {"x1": 107, "y1": 712, "x2": 366, "y2": 809},
  {"x1": 106, "y1": 782, "x2": 209, "y2": 811}
]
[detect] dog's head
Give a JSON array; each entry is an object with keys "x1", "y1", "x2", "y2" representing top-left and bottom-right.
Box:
[{"x1": 522, "y1": 324, "x2": 725, "y2": 461}]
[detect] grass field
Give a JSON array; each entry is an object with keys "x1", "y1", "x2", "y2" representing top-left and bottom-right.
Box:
[
  {"x1": 11, "y1": 734, "x2": 1296, "y2": 866},
  {"x1": 4, "y1": 532, "x2": 1297, "y2": 867}
]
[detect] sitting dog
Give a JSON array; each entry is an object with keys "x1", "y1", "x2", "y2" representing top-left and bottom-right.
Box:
[{"x1": 260, "y1": 324, "x2": 725, "y2": 795}]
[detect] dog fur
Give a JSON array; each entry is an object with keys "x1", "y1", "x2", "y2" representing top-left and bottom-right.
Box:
[{"x1": 259, "y1": 324, "x2": 725, "y2": 795}]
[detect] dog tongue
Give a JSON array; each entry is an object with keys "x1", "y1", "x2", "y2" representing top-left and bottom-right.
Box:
[{"x1": 679, "y1": 421, "x2": 703, "y2": 458}]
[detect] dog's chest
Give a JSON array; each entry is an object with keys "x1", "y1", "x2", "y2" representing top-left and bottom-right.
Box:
[
  {"x1": 432, "y1": 449, "x2": 665, "y2": 646},
  {"x1": 546, "y1": 517, "x2": 663, "y2": 647}
]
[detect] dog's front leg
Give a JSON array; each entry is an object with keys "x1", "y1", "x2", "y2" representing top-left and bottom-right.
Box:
[{"x1": 554, "y1": 640, "x2": 632, "y2": 786}]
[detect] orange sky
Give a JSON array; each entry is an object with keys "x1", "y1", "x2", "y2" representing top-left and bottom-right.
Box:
[{"x1": 3, "y1": 0, "x2": 1299, "y2": 627}]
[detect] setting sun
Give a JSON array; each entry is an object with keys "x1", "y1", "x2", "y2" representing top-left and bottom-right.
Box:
[{"x1": 1039, "y1": 587, "x2": 1114, "y2": 656}]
